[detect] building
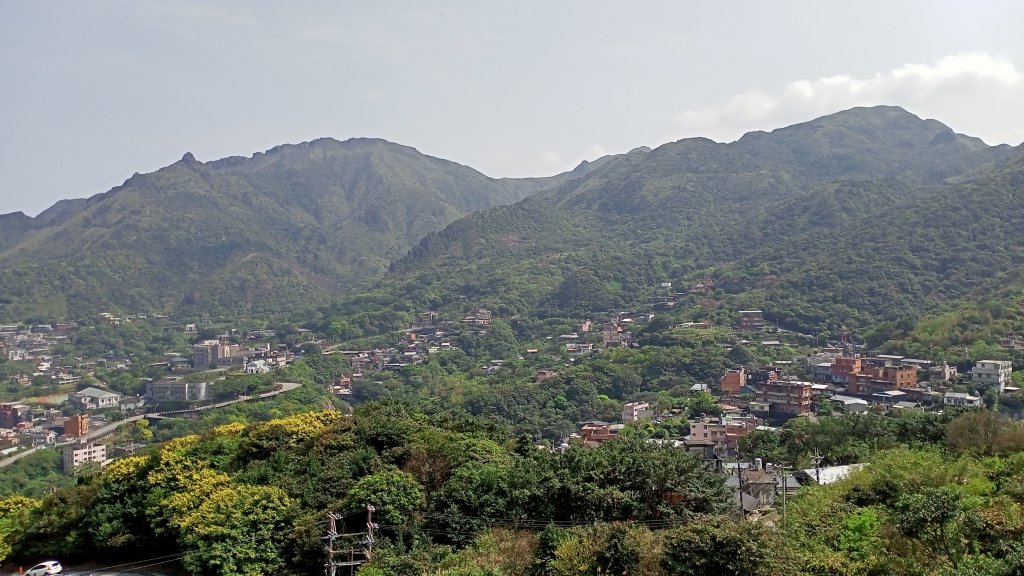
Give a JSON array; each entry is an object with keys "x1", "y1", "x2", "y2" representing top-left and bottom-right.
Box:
[
  {"x1": 192, "y1": 343, "x2": 215, "y2": 370},
  {"x1": 535, "y1": 370, "x2": 558, "y2": 383},
  {"x1": 64, "y1": 414, "x2": 89, "y2": 438},
  {"x1": 69, "y1": 387, "x2": 122, "y2": 410},
  {"x1": 245, "y1": 359, "x2": 271, "y2": 374},
  {"x1": 748, "y1": 367, "x2": 783, "y2": 387},
  {"x1": 0, "y1": 402, "x2": 30, "y2": 429},
  {"x1": 688, "y1": 414, "x2": 760, "y2": 456},
  {"x1": 622, "y1": 401, "x2": 654, "y2": 423},
  {"x1": 738, "y1": 310, "x2": 765, "y2": 331},
  {"x1": 929, "y1": 362, "x2": 958, "y2": 383},
  {"x1": 579, "y1": 421, "x2": 623, "y2": 447},
  {"x1": 145, "y1": 380, "x2": 209, "y2": 402},
  {"x1": 193, "y1": 339, "x2": 242, "y2": 370},
  {"x1": 971, "y1": 360, "x2": 1013, "y2": 392},
  {"x1": 944, "y1": 391, "x2": 983, "y2": 408},
  {"x1": 830, "y1": 355, "x2": 919, "y2": 395},
  {"x1": 755, "y1": 380, "x2": 813, "y2": 416},
  {"x1": 720, "y1": 368, "x2": 747, "y2": 395},
  {"x1": 62, "y1": 442, "x2": 107, "y2": 473},
  {"x1": 830, "y1": 394, "x2": 869, "y2": 414}
]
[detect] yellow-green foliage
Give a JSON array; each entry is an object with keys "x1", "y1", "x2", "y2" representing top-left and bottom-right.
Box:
[
  {"x1": 0, "y1": 496, "x2": 39, "y2": 562},
  {"x1": 245, "y1": 410, "x2": 346, "y2": 447}
]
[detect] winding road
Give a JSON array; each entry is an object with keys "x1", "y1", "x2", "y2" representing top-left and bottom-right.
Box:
[{"x1": 0, "y1": 382, "x2": 302, "y2": 468}]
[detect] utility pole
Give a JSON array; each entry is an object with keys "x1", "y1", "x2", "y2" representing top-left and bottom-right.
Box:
[
  {"x1": 325, "y1": 508, "x2": 375, "y2": 576},
  {"x1": 324, "y1": 514, "x2": 338, "y2": 576},
  {"x1": 812, "y1": 448, "x2": 824, "y2": 485},
  {"x1": 779, "y1": 464, "x2": 792, "y2": 532},
  {"x1": 365, "y1": 505, "x2": 376, "y2": 562}
]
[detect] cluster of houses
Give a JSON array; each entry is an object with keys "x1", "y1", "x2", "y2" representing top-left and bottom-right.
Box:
[
  {"x1": 733, "y1": 352, "x2": 1014, "y2": 416},
  {"x1": 571, "y1": 398, "x2": 864, "y2": 518},
  {"x1": 188, "y1": 337, "x2": 293, "y2": 373},
  {"x1": 0, "y1": 319, "x2": 304, "y2": 473}
]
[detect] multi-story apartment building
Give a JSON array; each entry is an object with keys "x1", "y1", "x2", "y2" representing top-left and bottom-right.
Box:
[
  {"x1": 689, "y1": 413, "x2": 760, "y2": 456},
  {"x1": 829, "y1": 355, "x2": 918, "y2": 395},
  {"x1": 755, "y1": 380, "x2": 813, "y2": 416},
  {"x1": 0, "y1": 402, "x2": 30, "y2": 429},
  {"x1": 622, "y1": 401, "x2": 654, "y2": 423},
  {"x1": 971, "y1": 360, "x2": 1013, "y2": 392},
  {"x1": 720, "y1": 368, "x2": 747, "y2": 395},
  {"x1": 64, "y1": 414, "x2": 89, "y2": 438},
  {"x1": 62, "y1": 442, "x2": 106, "y2": 473},
  {"x1": 738, "y1": 310, "x2": 765, "y2": 331}
]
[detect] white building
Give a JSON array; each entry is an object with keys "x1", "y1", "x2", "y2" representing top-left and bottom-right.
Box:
[
  {"x1": 622, "y1": 401, "x2": 654, "y2": 423},
  {"x1": 245, "y1": 360, "x2": 271, "y2": 374},
  {"x1": 68, "y1": 387, "x2": 122, "y2": 410},
  {"x1": 62, "y1": 442, "x2": 107, "y2": 473},
  {"x1": 971, "y1": 360, "x2": 1013, "y2": 392},
  {"x1": 944, "y1": 391, "x2": 983, "y2": 408}
]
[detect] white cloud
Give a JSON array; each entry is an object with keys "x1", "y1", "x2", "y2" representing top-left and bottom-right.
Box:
[{"x1": 674, "y1": 53, "x2": 1024, "y2": 146}]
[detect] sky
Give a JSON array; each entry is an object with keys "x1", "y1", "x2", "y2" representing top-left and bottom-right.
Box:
[{"x1": 2, "y1": 1, "x2": 1024, "y2": 215}]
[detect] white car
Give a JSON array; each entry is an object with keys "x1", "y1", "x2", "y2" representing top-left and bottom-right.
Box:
[{"x1": 24, "y1": 561, "x2": 63, "y2": 576}]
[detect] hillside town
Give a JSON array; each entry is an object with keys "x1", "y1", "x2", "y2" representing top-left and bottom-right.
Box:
[{"x1": 0, "y1": 318, "x2": 302, "y2": 474}]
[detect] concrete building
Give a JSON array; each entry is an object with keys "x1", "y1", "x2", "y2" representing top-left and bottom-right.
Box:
[
  {"x1": 62, "y1": 442, "x2": 107, "y2": 473},
  {"x1": 720, "y1": 368, "x2": 747, "y2": 395},
  {"x1": 738, "y1": 310, "x2": 765, "y2": 331},
  {"x1": 688, "y1": 414, "x2": 760, "y2": 456},
  {"x1": 622, "y1": 401, "x2": 654, "y2": 423},
  {"x1": 971, "y1": 360, "x2": 1013, "y2": 392},
  {"x1": 68, "y1": 387, "x2": 122, "y2": 410},
  {"x1": 944, "y1": 391, "x2": 983, "y2": 408},
  {"x1": 929, "y1": 362, "x2": 958, "y2": 383},
  {"x1": 64, "y1": 414, "x2": 89, "y2": 438},
  {"x1": 755, "y1": 380, "x2": 813, "y2": 416},
  {"x1": 193, "y1": 339, "x2": 242, "y2": 370},
  {"x1": 146, "y1": 380, "x2": 209, "y2": 402},
  {"x1": 0, "y1": 402, "x2": 30, "y2": 429},
  {"x1": 829, "y1": 355, "x2": 918, "y2": 395}
]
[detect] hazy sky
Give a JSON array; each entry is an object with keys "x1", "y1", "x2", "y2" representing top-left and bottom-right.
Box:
[{"x1": 3, "y1": 1, "x2": 1024, "y2": 215}]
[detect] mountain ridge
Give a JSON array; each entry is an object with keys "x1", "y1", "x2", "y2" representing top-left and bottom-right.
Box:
[
  {"x1": 3, "y1": 105, "x2": 1022, "y2": 326},
  {"x1": 381, "y1": 105, "x2": 1024, "y2": 333},
  {"x1": 0, "y1": 137, "x2": 596, "y2": 319}
]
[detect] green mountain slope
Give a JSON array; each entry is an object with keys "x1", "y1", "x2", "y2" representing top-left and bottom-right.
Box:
[
  {"x1": 381, "y1": 106, "x2": 1023, "y2": 333},
  {"x1": 0, "y1": 138, "x2": 581, "y2": 320}
]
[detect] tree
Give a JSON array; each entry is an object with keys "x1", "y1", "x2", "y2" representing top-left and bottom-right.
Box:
[
  {"x1": 178, "y1": 484, "x2": 295, "y2": 576},
  {"x1": 894, "y1": 487, "x2": 981, "y2": 569},
  {"x1": 738, "y1": 429, "x2": 787, "y2": 464},
  {"x1": 133, "y1": 418, "x2": 154, "y2": 442},
  {"x1": 661, "y1": 516, "x2": 793, "y2": 576},
  {"x1": 343, "y1": 469, "x2": 424, "y2": 527},
  {"x1": 0, "y1": 496, "x2": 38, "y2": 563}
]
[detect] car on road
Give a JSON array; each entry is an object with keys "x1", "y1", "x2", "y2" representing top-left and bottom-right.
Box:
[{"x1": 25, "y1": 561, "x2": 63, "y2": 575}]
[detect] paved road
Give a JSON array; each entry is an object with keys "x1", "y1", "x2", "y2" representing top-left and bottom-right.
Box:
[{"x1": 0, "y1": 382, "x2": 302, "y2": 468}]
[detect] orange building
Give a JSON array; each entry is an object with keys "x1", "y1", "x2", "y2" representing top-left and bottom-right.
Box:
[
  {"x1": 720, "y1": 368, "x2": 747, "y2": 395},
  {"x1": 64, "y1": 414, "x2": 89, "y2": 438},
  {"x1": 831, "y1": 355, "x2": 918, "y2": 395}
]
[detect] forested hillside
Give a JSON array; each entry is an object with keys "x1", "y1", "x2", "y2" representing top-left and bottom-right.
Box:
[
  {"x1": 382, "y1": 106, "x2": 1024, "y2": 336},
  {"x1": 6, "y1": 402, "x2": 1024, "y2": 576},
  {"x1": 0, "y1": 138, "x2": 595, "y2": 320}
]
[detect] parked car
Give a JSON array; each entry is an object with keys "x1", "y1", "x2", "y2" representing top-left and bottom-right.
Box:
[{"x1": 24, "y1": 561, "x2": 63, "y2": 576}]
